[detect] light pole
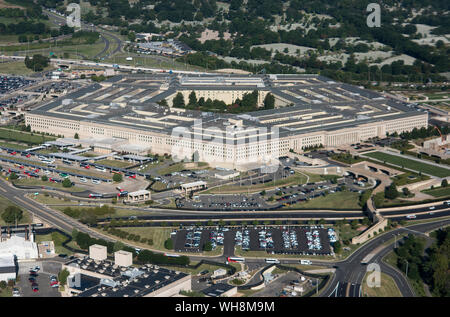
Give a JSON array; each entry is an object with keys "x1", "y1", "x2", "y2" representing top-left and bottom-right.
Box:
[{"x1": 404, "y1": 259, "x2": 409, "y2": 278}]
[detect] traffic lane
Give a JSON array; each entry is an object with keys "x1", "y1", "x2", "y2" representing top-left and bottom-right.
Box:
[
  {"x1": 0, "y1": 180, "x2": 115, "y2": 240},
  {"x1": 96, "y1": 211, "x2": 365, "y2": 222},
  {"x1": 387, "y1": 209, "x2": 450, "y2": 221},
  {"x1": 320, "y1": 219, "x2": 450, "y2": 297},
  {"x1": 380, "y1": 203, "x2": 450, "y2": 215},
  {"x1": 348, "y1": 283, "x2": 361, "y2": 297}
]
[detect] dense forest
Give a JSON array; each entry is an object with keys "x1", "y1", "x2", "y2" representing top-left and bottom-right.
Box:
[
  {"x1": 6, "y1": 0, "x2": 450, "y2": 83},
  {"x1": 393, "y1": 228, "x2": 449, "y2": 297}
]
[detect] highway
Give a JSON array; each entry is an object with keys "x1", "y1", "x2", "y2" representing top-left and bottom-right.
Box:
[
  {"x1": 322, "y1": 218, "x2": 450, "y2": 297},
  {"x1": 1, "y1": 176, "x2": 449, "y2": 297},
  {"x1": 0, "y1": 179, "x2": 114, "y2": 242}
]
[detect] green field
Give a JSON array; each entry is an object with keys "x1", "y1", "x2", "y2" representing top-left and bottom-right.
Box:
[
  {"x1": 14, "y1": 178, "x2": 86, "y2": 192},
  {"x1": 115, "y1": 227, "x2": 173, "y2": 251},
  {"x1": 284, "y1": 191, "x2": 361, "y2": 210},
  {"x1": 0, "y1": 128, "x2": 56, "y2": 145},
  {"x1": 105, "y1": 53, "x2": 207, "y2": 72},
  {"x1": 362, "y1": 272, "x2": 402, "y2": 297},
  {"x1": 35, "y1": 231, "x2": 72, "y2": 255},
  {"x1": 0, "y1": 60, "x2": 55, "y2": 75},
  {"x1": 0, "y1": 194, "x2": 31, "y2": 226},
  {"x1": 364, "y1": 152, "x2": 450, "y2": 177},
  {"x1": 421, "y1": 186, "x2": 450, "y2": 198}
]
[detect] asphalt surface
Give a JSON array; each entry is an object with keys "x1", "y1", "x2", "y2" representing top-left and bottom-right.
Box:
[
  {"x1": 45, "y1": 10, "x2": 122, "y2": 61},
  {"x1": 322, "y1": 218, "x2": 450, "y2": 297},
  {"x1": 0, "y1": 179, "x2": 114, "y2": 242}
]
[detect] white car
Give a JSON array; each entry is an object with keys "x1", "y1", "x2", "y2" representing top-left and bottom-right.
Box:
[
  {"x1": 79, "y1": 178, "x2": 87, "y2": 183},
  {"x1": 92, "y1": 179, "x2": 100, "y2": 184}
]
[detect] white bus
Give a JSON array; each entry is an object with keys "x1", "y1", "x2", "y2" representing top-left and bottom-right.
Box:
[{"x1": 265, "y1": 258, "x2": 280, "y2": 264}]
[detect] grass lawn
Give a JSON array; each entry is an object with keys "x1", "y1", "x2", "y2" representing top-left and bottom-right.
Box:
[
  {"x1": 336, "y1": 224, "x2": 362, "y2": 241},
  {"x1": 0, "y1": 287, "x2": 12, "y2": 297},
  {"x1": 105, "y1": 53, "x2": 206, "y2": 72},
  {"x1": 30, "y1": 193, "x2": 72, "y2": 205},
  {"x1": 0, "y1": 194, "x2": 31, "y2": 226},
  {"x1": 0, "y1": 128, "x2": 56, "y2": 145},
  {"x1": 157, "y1": 162, "x2": 186, "y2": 175},
  {"x1": 364, "y1": 152, "x2": 450, "y2": 177},
  {"x1": 34, "y1": 231, "x2": 73, "y2": 255},
  {"x1": 95, "y1": 159, "x2": 133, "y2": 168},
  {"x1": 362, "y1": 272, "x2": 402, "y2": 297},
  {"x1": 421, "y1": 186, "x2": 450, "y2": 198},
  {"x1": 393, "y1": 172, "x2": 430, "y2": 187},
  {"x1": 0, "y1": 60, "x2": 55, "y2": 75},
  {"x1": 118, "y1": 227, "x2": 173, "y2": 251},
  {"x1": 0, "y1": 141, "x2": 30, "y2": 150},
  {"x1": 13, "y1": 178, "x2": 86, "y2": 192},
  {"x1": 151, "y1": 181, "x2": 168, "y2": 191},
  {"x1": 284, "y1": 191, "x2": 361, "y2": 210}
]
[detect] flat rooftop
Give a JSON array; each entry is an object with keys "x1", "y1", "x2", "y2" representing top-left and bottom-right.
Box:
[
  {"x1": 28, "y1": 74, "x2": 423, "y2": 142},
  {"x1": 76, "y1": 264, "x2": 189, "y2": 298}
]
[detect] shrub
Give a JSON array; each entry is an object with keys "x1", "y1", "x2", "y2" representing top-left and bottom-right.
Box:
[{"x1": 164, "y1": 238, "x2": 173, "y2": 250}]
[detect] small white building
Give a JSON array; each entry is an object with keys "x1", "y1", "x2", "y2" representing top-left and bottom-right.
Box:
[
  {"x1": 0, "y1": 234, "x2": 38, "y2": 260},
  {"x1": 0, "y1": 254, "x2": 16, "y2": 282},
  {"x1": 212, "y1": 268, "x2": 227, "y2": 278}
]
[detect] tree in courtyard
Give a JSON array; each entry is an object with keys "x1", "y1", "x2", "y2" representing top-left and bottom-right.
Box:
[
  {"x1": 263, "y1": 93, "x2": 275, "y2": 109},
  {"x1": 172, "y1": 92, "x2": 185, "y2": 108},
  {"x1": 441, "y1": 179, "x2": 448, "y2": 188},
  {"x1": 157, "y1": 99, "x2": 168, "y2": 107},
  {"x1": 74, "y1": 133, "x2": 79, "y2": 139},
  {"x1": 385, "y1": 183, "x2": 399, "y2": 200},
  {"x1": 188, "y1": 91, "x2": 197, "y2": 106}
]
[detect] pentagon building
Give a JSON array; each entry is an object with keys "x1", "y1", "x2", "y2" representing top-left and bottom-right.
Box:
[{"x1": 25, "y1": 74, "x2": 427, "y2": 170}]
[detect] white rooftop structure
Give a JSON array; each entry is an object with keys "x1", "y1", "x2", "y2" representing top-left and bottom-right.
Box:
[
  {"x1": 0, "y1": 254, "x2": 16, "y2": 282},
  {"x1": 0, "y1": 235, "x2": 38, "y2": 260}
]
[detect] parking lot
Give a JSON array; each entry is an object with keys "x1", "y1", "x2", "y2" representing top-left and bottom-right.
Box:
[
  {"x1": 177, "y1": 194, "x2": 269, "y2": 211},
  {"x1": 0, "y1": 75, "x2": 34, "y2": 95},
  {"x1": 173, "y1": 227, "x2": 235, "y2": 253},
  {"x1": 173, "y1": 226, "x2": 333, "y2": 255},
  {"x1": 175, "y1": 174, "x2": 368, "y2": 211},
  {"x1": 16, "y1": 260, "x2": 62, "y2": 297},
  {"x1": 0, "y1": 146, "x2": 150, "y2": 195}
]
